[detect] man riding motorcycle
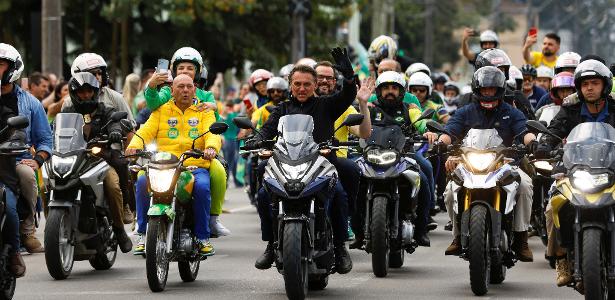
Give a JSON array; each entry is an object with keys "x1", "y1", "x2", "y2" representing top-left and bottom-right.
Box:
[
  {"x1": 0, "y1": 43, "x2": 32, "y2": 277},
  {"x1": 249, "y1": 48, "x2": 360, "y2": 274},
  {"x1": 534, "y1": 72, "x2": 575, "y2": 119},
  {"x1": 144, "y1": 47, "x2": 230, "y2": 237},
  {"x1": 127, "y1": 74, "x2": 221, "y2": 256},
  {"x1": 252, "y1": 77, "x2": 288, "y2": 129},
  {"x1": 60, "y1": 72, "x2": 133, "y2": 253},
  {"x1": 433, "y1": 66, "x2": 537, "y2": 262},
  {"x1": 536, "y1": 59, "x2": 615, "y2": 287},
  {"x1": 0, "y1": 43, "x2": 53, "y2": 254}
]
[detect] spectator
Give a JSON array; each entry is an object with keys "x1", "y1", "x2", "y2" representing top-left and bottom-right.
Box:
[
  {"x1": 46, "y1": 81, "x2": 69, "y2": 122},
  {"x1": 122, "y1": 73, "x2": 141, "y2": 116},
  {"x1": 28, "y1": 72, "x2": 50, "y2": 101},
  {"x1": 132, "y1": 68, "x2": 155, "y2": 114},
  {"x1": 460, "y1": 28, "x2": 499, "y2": 66},
  {"x1": 220, "y1": 100, "x2": 242, "y2": 187},
  {"x1": 523, "y1": 32, "x2": 561, "y2": 68}
]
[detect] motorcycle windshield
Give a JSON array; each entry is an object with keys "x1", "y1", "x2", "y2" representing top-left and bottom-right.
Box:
[
  {"x1": 360, "y1": 125, "x2": 405, "y2": 151},
  {"x1": 276, "y1": 114, "x2": 318, "y2": 160},
  {"x1": 54, "y1": 113, "x2": 87, "y2": 154},
  {"x1": 563, "y1": 122, "x2": 615, "y2": 169},
  {"x1": 539, "y1": 105, "x2": 561, "y2": 125},
  {"x1": 461, "y1": 129, "x2": 503, "y2": 150}
]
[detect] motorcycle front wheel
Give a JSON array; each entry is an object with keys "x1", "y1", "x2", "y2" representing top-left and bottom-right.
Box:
[
  {"x1": 89, "y1": 229, "x2": 118, "y2": 270},
  {"x1": 282, "y1": 222, "x2": 308, "y2": 300},
  {"x1": 44, "y1": 209, "x2": 75, "y2": 280},
  {"x1": 0, "y1": 272, "x2": 15, "y2": 300},
  {"x1": 370, "y1": 196, "x2": 389, "y2": 277},
  {"x1": 178, "y1": 259, "x2": 200, "y2": 282},
  {"x1": 582, "y1": 228, "x2": 608, "y2": 300},
  {"x1": 468, "y1": 205, "x2": 490, "y2": 296},
  {"x1": 146, "y1": 218, "x2": 170, "y2": 292}
]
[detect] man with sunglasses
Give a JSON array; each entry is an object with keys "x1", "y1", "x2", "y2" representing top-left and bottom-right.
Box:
[
  {"x1": 520, "y1": 64, "x2": 547, "y2": 109},
  {"x1": 408, "y1": 72, "x2": 450, "y2": 124}
]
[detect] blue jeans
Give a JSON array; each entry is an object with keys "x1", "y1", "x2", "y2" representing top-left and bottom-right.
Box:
[
  {"x1": 413, "y1": 152, "x2": 435, "y2": 211},
  {"x1": 136, "y1": 168, "x2": 212, "y2": 240},
  {"x1": 3, "y1": 187, "x2": 18, "y2": 254},
  {"x1": 222, "y1": 140, "x2": 241, "y2": 186}
]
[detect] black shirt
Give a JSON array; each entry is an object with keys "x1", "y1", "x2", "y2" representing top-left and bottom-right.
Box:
[{"x1": 0, "y1": 88, "x2": 20, "y2": 192}]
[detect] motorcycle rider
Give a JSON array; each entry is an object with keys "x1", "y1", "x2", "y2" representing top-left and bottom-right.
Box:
[
  {"x1": 0, "y1": 43, "x2": 34, "y2": 277},
  {"x1": 534, "y1": 52, "x2": 582, "y2": 110},
  {"x1": 369, "y1": 59, "x2": 422, "y2": 119},
  {"x1": 367, "y1": 35, "x2": 398, "y2": 77},
  {"x1": 535, "y1": 66, "x2": 554, "y2": 91},
  {"x1": 249, "y1": 48, "x2": 360, "y2": 273},
  {"x1": 246, "y1": 69, "x2": 274, "y2": 111},
  {"x1": 407, "y1": 72, "x2": 449, "y2": 124},
  {"x1": 535, "y1": 59, "x2": 615, "y2": 286},
  {"x1": 461, "y1": 28, "x2": 499, "y2": 65},
  {"x1": 405, "y1": 63, "x2": 445, "y2": 106},
  {"x1": 60, "y1": 72, "x2": 133, "y2": 253},
  {"x1": 144, "y1": 47, "x2": 230, "y2": 237},
  {"x1": 433, "y1": 66, "x2": 537, "y2": 262},
  {"x1": 252, "y1": 77, "x2": 288, "y2": 129},
  {"x1": 442, "y1": 82, "x2": 460, "y2": 114},
  {"x1": 520, "y1": 64, "x2": 548, "y2": 109},
  {"x1": 534, "y1": 72, "x2": 575, "y2": 119},
  {"x1": 0, "y1": 43, "x2": 53, "y2": 254},
  {"x1": 127, "y1": 74, "x2": 221, "y2": 256}
]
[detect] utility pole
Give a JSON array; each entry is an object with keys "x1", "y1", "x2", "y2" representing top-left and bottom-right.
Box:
[
  {"x1": 289, "y1": 0, "x2": 311, "y2": 62},
  {"x1": 423, "y1": 0, "x2": 434, "y2": 66},
  {"x1": 42, "y1": 0, "x2": 63, "y2": 77},
  {"x1": 371, "y1": 0, "x2": 395, "y2": 41}
]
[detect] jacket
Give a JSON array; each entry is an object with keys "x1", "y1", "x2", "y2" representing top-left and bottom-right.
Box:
[
  {"x1": 62, "y1": 87, "x2": 134, "y2": 122},
  {"x1": 60, "y1": 102, "x2": 123, "y2": 140},
  {"x1": 545, "y1": 97, "x2": 615, "y2": 148},
  {"x1": 127, "y1": 100, "x2": 221, "y2": 168},
  {"x1": 14, "y1": 85, "x2": 53, "y2": 160},
  {"x1": 257, "y1": 78, "x2": 357, "y2": 144},
  {"x1": 144, "y1": 86, "x2": 218, "y2": 119},
  {"x1": 445, "y1": 101, "x2": 527, "y2": 147}
]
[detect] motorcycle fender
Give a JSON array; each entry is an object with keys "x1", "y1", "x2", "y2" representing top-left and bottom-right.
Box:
[
  {"x1": 581, "y1": 222, "x2": 607, "y2": 231},
  {"x1": 299, "y1": 177, "x2": 332, "y2": 198},
  {"x1": 401, "y1": 169, "x2": 421, "y2": 198},
  {"x1": 460, "y1": 201, "x2": 500, "y2": 252},
  {"x1": 552, "y1": 179, "x2": 573, "y2": 228},
  {"x1": 264, "y1": 177, "x2": 288, "y2": 198},
  {"x1": 79, "y1": 161, "x2": 110, "y2": 207},
  {"x1": 147, "y1": 203, "x2": 175, "y2": 220},
  {"x1": 501, "y1": 181, "x2": 519, "y2": 215}
]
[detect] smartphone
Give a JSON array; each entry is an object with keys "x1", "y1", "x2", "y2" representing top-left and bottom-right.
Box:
[
  {"x1": 156, "y1": 58, "x2": 170, "y2": 73},
  {"x1": 243, "y1": 99, "x2": 253, "y2": 110},
  {"x1": 21, "y1": 78, "x2": 28, "y2": 90},
  {"x1": 528, "y1": 26, "x2": 538, "y2": 37}
]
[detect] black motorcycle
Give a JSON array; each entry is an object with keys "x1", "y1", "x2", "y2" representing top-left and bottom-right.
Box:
[{"x1": 43, "y1": 112, "x2": 127, "y2": 280}]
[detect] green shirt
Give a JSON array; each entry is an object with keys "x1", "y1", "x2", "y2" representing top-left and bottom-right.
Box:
[
  {"x1": 369, "y1": 92, "x2": 427, "y2": 133},
  {"x1": 368, "y1": 92, "x2": 421, "y2": 107},
  {"x1": 221, "y1": 112, "x2": 240, "y2": 141},
  {"x1": 144, "y1": 86, "x2": 219, "y2": 119}
]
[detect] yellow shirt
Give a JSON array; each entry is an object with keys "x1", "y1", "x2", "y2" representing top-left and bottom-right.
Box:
[
  {"x1": 529, "y1": 51, "x2": 558, "y2": 68},
  {"x1": 251, "y1": 101, "x2": 274, "y2": 129},
  {"x1": 127, "y1": 101, "x2": 221, "y2": 169},
  {"x1": 334, "y1": 106, "x2": 359, "y2": 158}
]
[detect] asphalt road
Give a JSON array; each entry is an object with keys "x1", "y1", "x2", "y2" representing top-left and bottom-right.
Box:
[{"x1": 16, "y1": 187, "x2": 581, "y2": 300}]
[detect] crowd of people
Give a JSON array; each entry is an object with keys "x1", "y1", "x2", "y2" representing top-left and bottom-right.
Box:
[{"x1": 0, "y1": 22, "x2": 614, "y2": 298}]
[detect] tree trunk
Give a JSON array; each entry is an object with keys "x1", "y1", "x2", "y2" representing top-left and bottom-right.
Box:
[
  {"x1": 110, "y1": 20, "x2": 119, "y2": 87},
  {"x1": 121, "y1": 18, "x2": 129, "y2": 82},
  {"x1": 41, "y1": 0, "x2": 63, "y2": 76}
]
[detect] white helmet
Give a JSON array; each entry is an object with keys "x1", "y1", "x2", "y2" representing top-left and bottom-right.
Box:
[
  {"x1": 0, "y1": 43, "x2": 24, "y2": 83},
  {"x1": 407, "y1": 72, "x2": 433, "y2": 95},
  {"x1": 405, "y1": 62, "x2": 431, "y2": 78},
  {"x1": 279, "y1": 64, "x2": 294, "y2": 80},
  {"x1": 536, "y1": 66, "x2": 554, "y2": 79},
  {"x1": 376, "y1": 71, "x2": 406, "y2": 102},
  {"x1": 555, "y1": 51, "x2": 581, "y2": 74},
  {"x1": 71, "y1": 53, "x2": 109, "y2": 85},
  {"x1": 295, "y1": 58, "x2": 317, "y2": 69},
  {"x1": 507, "y1": 65, "x2": 523, "y2": 90},
  {"x1": 368, "y1": 35, "x2": 398, "y2": 67},
  {"x1": 479, "y1": 30, "x2": 499, "y2": 47},
  {"x1": 171, "y1": 47, "x2": 205, "y2": 81},
  {"x1": 266, "y1": 77, "x2": 289, "y2": 91}
]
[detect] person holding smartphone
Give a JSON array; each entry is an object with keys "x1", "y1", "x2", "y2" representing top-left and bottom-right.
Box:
[
  {"x1": 142, "y1": 47, "x2": 231, "y2": 240},
  {"x1": 523, "y1": 30, "x2": 561, "y2": 68},
  {"x1": 460, "y1": 28, "x2": 499, "y2": 66}
]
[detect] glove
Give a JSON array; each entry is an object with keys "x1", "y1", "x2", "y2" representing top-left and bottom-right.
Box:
[
  {"x1": 108, "y1": 131, "x2": 123, "y2": 143},
  {"x1": 243, "y1": 139, "x2": 260, "y2": 150},
  {"x1": 533, "y1": 143, "x2": 552, "y2": 159},
  {"x1": 527, "y1": 140, "x2": 538, "y2": 154},
  {"x1": 330, "y1": 47, "x2": 354, "y2": 79}
]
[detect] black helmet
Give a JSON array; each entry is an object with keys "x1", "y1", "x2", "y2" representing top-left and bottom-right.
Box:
[
  {"x1": 474, "y1": 48, "x2": 512, "y2": 79},
  {"x1": 520, "y1": 64, "x2": 537, "y2": 77},
  {"x1": 471, "y1": 66, "x2": 506, "y2": 110},
  {"x1": 573, "y1": 59, "x2": 613, "y2": 101},
  {"x1": 69, "y1": 72, "x2": 100, "y2": 115}
]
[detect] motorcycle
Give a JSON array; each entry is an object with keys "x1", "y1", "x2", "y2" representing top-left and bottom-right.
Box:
[
  {"x1": 234, "y1": 113, "x2": 364, "y2": 300},
  {"x1": 123, "y1": 120, "x2": 228, "y2": 292},
  {"x1": 354, "y1": 109, "x2": 433, "y2": 277},
  {"x1": 428, "y1": 121, "x2": 524, "y2": 296},
  {"x1": 528, "y1": 120, "x2": 615, "y2": 299},
  {"x1": 0, "y1": 116, "x2": 30, "y2": 300},
  {"x1": 43, "y1": 112, "x2": 127, "y2": 280}
]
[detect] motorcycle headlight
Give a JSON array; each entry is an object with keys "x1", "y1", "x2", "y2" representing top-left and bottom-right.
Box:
[
  {"x1": 572, "y1": 170, "x2": 610, "y2": 192},
  {"x1": 281, "y1": 162, "x2": 310, "y2": 180},
  {"x1": 148, "y1": 168, "x2": 176, "y2": 193},
  {"x1": 52, "y1": 155, "x2": 77, "y2": 177},
  {"x1": 533, "y1": 160, "x2": 553, "y2": 171},
  {"x1": 366, "y1": 149, "x2": 398, "y2": 165},
  {"x1": 465, "y1": 152, "x2": 496, "y2": 172}
]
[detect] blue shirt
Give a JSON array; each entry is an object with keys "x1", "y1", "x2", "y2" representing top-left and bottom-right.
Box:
[
  {"x1": 444, "y1": 101, "x2": 527, "y2": 146},
  {"x1": 535, "y1": 93, "x2": 552, "y2": 111},
  {"x1": 14, "y1": 85, "x2": 53, "y2": 160},
  {"x1": 527, "y1": 85, "x2": 548, "y2": 109},
  {"x1": 580, "y1": 101, "x2": 609, "y2": 122}
]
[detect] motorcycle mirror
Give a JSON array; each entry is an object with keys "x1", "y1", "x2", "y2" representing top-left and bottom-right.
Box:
[
  {"x1": 7, "y1": 116, "x2": 29, "y2": 129},
  {"x1": 527, "y1": 120, "x2": 563, "y2": 142},
  {"x1": 110, "y1": 111, "x2": 128, "y2": 122},
  {"x1": 233, "y1": 117, "x2": 254, "y2": 130},
  {"x1": 208, "y1": 122, "x2": 229, "y2": 135},
  {"x1": 120, "y1": 119, "x2": 135, "y2": 132},
  {"x1": 426, "y1": 120, "x2": 446, "y2": 134},
  {"x1": 334, "y1": 114, "x2": 364, "y2": 133},
  {"x1": 416, "y1": 109, "x2": 435, "y2": 123}
]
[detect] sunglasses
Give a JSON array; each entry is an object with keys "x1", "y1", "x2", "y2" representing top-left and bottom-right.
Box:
[
  {"x1": 409, "y1": 87, "x2": 428, "y2": 93},
  {"x1": 317, "y1": 75, "x2": 336, "y2": 82}
]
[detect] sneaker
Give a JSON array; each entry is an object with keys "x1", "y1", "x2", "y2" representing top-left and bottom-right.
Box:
[
  {"x1": 347, "y1": 223, "x2": 355, "y2": 241},
  {"x1": 133, "y1": 233, "x2": 145, "y2": 255},
  {"x1": 444, "y1": 221, "x2": 453, "y2": 231},
  {"x1": 426, "y1": 217, "x2": 438, "y2": 231},
  {"x1": 22, "y1": 234, "x2": 44, "y2": 253},
  {"x1": 209, "y1": 215, "x2": 231, "y2": 237},
  {"x1": 198, "y1": 239, "x2": 215, "y2": 256}
]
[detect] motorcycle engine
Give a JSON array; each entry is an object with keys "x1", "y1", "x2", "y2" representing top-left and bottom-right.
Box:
[{"x1": 179, "y1": 229, "x2": 195, "y2": 253}]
